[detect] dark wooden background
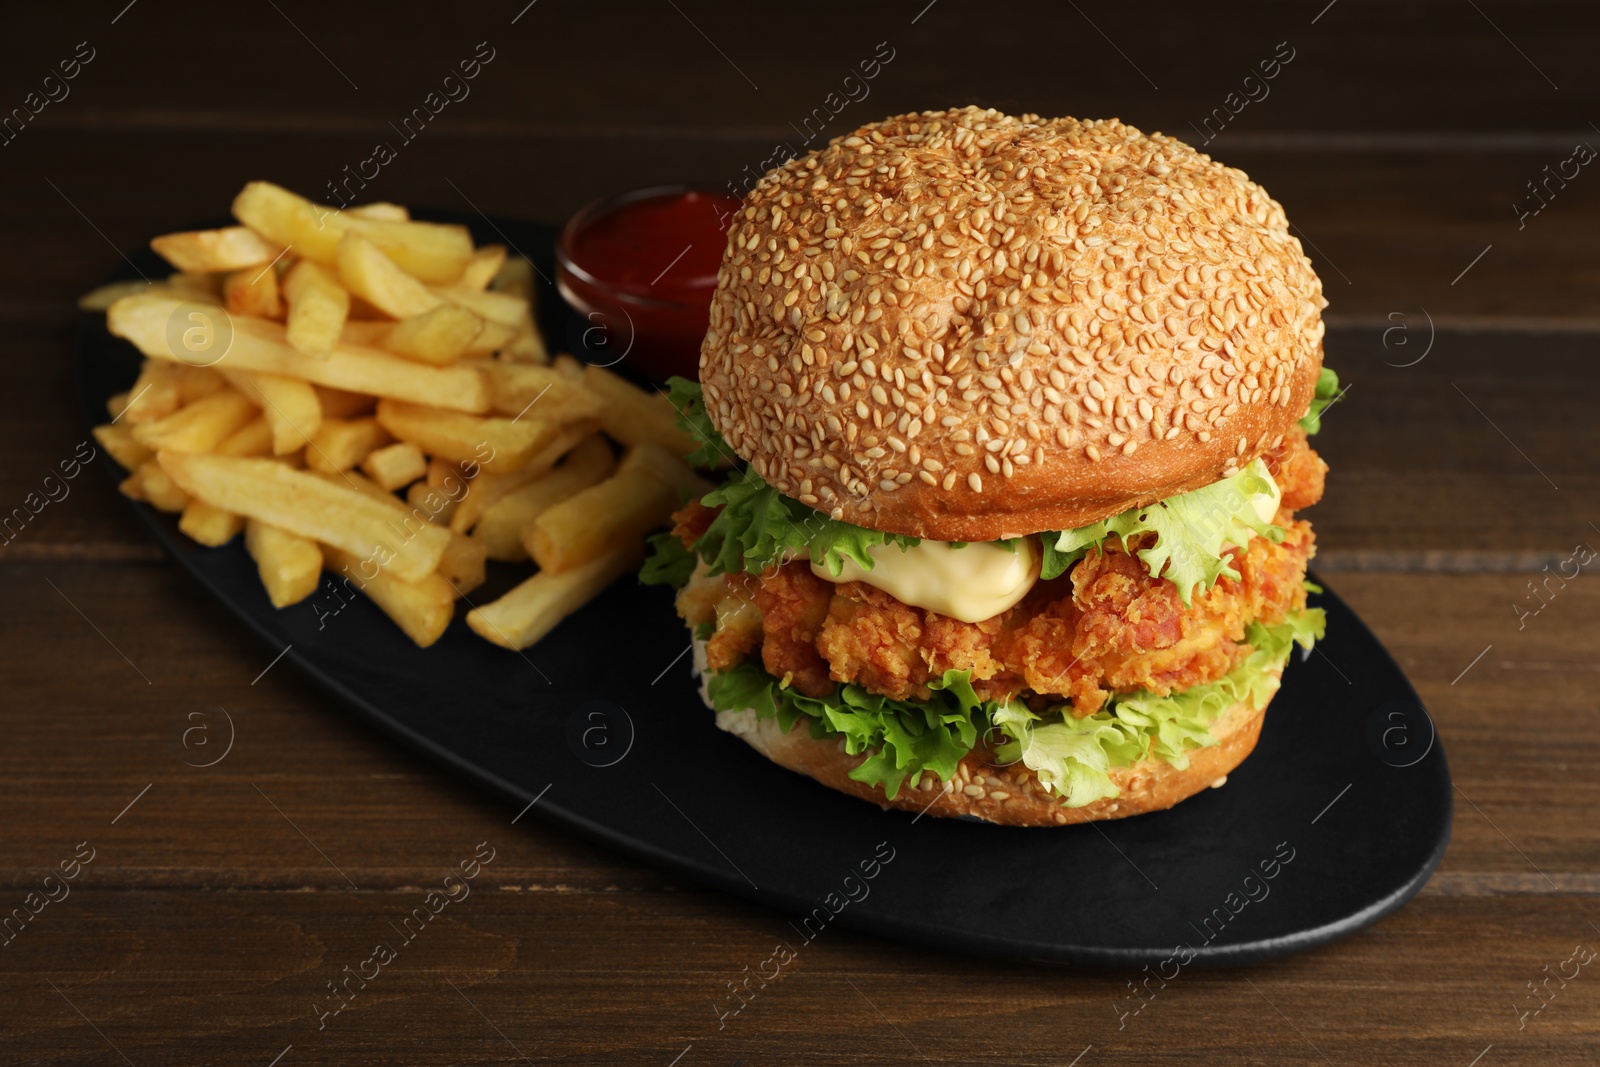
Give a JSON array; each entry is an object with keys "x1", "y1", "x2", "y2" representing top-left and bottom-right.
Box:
[{"x1": 3, "y1": 2, "x2": 1598, "y2": 1063}]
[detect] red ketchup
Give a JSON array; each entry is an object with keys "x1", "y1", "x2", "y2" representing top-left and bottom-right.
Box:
[{"x1": 556, "y1": 186, "x2": 742, "y2": 382}]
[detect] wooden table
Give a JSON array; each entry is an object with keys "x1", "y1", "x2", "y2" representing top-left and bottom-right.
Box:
[{"x1": 4, "y1": 3, "x2": 1597, "y2": 1063}]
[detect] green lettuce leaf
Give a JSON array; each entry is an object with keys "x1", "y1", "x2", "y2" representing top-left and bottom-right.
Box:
[
  {"x1": 991, "y1": 608, "x2": 1325, "y2": 806},
  {"x1": 691, "y1": 465, "x2": 920, "y2": 579},
  {"x1": 1038, "y1": 537, "x2": 1076, "y2": 581},
  {"x1": 1299, "y1": 366, "x2": 1341, "y2": 436},
  {"x1": 647, "y1": 380, "x2": 1304, "y2": 607},
  {"x1": 1048, "y1": 460, "x2": 1285, "y2": 607},
  {"x1": 707, "y1": 607, "x2": 1325, "y2": 807},
  {"x1": 640, "y1": 530, "x2": 697, "y2": 587},
  {"x1": 654, "y1": 379, "x2": 922, "y2": 579},
  {"x1": 707, "y1": 663, "x2": 985, "y2": 799},
  {"x1": 664, "y1": 374, "x2": 733, "y2": 470},
  {"x1": 989, "y1": 703, "x2": 1127, "y2": 807},
  {"x1": 694, "y1": 467, "x2": 815, "y2": 577}
]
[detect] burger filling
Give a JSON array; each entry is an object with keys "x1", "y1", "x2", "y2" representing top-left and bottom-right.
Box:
[{"x1": 644, "y1": 374, "x2": 1338, "y2": 807}]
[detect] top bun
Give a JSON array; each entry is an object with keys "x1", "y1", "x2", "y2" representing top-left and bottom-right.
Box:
[{"x1": 698, "y1": 107, "x2": 1327, "y2": 542}]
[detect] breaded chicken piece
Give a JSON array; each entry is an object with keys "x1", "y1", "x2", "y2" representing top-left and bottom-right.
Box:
[
  {"x1": 670, "y1": 499, "x2": 768, "y2": 673},
  {"x1": 814, "y1": 519, "x2": 1314, "y2": 711},
  {"x1": 671, "y1": 498, "x2": 718, "y2": 547},
  {"x1": 818, "y1": 580, "x2": 1019, "y2": 702},
  {"x1": 748, "y1": 563, "x2": 835, "y2": 696},
  {"x1": 671, "y1": 438, "x2": 1322, "y2": 713},
  {"x1": 674, "y1": 566, "x2": 763, "y2": 673},
  {"x1": 1036, "y1": 519, "x2": 1314, "y2": 714},
  {"x1": 1266, "y1": 426, "x2": 1327, "y2": 512}
]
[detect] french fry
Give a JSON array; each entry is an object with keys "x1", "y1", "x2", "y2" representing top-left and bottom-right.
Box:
[
  {"x1": 528, "y1": 443, "x2": 707, "y2": 574},
  {"x1": 134, "y1": 459, "x2": 191, "y2": 512},
  {"x1": 312, "y1": 384, "x2": 377, "y2": 418},
  {"x1": 374, "y1": 398, "x2": 560, "y2": 474},
  {"x1": 232, "y1": 181, "x2": 474, "y2": 284},
  {"x1": 436, "y1": 532, "x2": 488, "y2": 598},
  {"x1": 426, "y1": 456, "x2": 463, "y2": 486},
  {"x1": 438, "y1": 286, "x2": 527, "y2": 329},
  {"x1": 345, "y1": 295, "x2": 390, "y2": 320},
  {"x1": 179, "y1": 500, "x2": 245, "y2": 546},
  {"x1": 311, "y1": 470, "x2": 433, "y2": 527},
  {"x1": 340, "y1": 215, "x2": 472, "y2": 283},
  {"x1": 152, "y1": 226, "x2": 280, "y2": 273},
  {"x1": 618, "y1": 439, "x2": 713, "y2": 497},
  {"x1": 407, "y1": 483, "x2": 455, "y2": 526},
  {"x1": 485, "y1": 363, "x2": 604, "y2": 422},
  {"x1": 223, "y1": 265, "x2": 284, "y2": 319},
  {"x1": 466, "y1": 543, "x2": 643, "y2": 650},
  {"x1": 470, "y1": 435, "x2": 614, "y2": 562},
  {"x1": 108, "y1": 294, "x2": 491, "y2": 413},
  {"x1": 89, "y1": 183, "x2": 646, "y2": 655},
  {"x1": 337, "y1": 320, "x2": 394, "y2": 348},
  {"x1": 446, "y1": 421, "x2": 598, "y2": 533},
  {"x1": 461, "y1": 318, "x2": 518, "y2": 356},
  {"x1": 383, "y1": 305, "x2": 483, "y2": 366},
  {"x1": 119, "y1": 359, "x2": 182, "y2": 425},
  {"x1": 245, "y1": 519, "x2": 324, "y2": 608},
  {"x1": 221, "y1": 368, "x2": 322, "y2": 455},
  {"x1": 321, "y1": 468, "x2": 436, "y2": 527},
  {"x1": 323, "y1": 468, "x2": 444, "y2": 533},
  {"x1": 491, "y1": 255, "x2": 535, "y2": 303},
  {"x1": 454, "y1": 245, "x2": 507, "y2": 291},
  {"x1": 216, "y1": 415, "x2": 275, "y2": 457},
  {"x1": 336, "y1": 232, "x2": 444, "y2": 319},
  {"x1": 502, "y1": 329, "x2": 549, "y2": 363},
  {"x1": 282, "y1": 259, "x2": 350, "y2": 357},
  {"x1": 323, "y1": 546, "x2": 456, "y2": 647},
  {"x1": 159, "y1": 452, "x2": 449, "y2": 582},
  {"x1": 582, "y1": 364, "x2": 699, "y2": 457},
  {"x1": 172, "y1": 364, "x2": 227, "y2": 404},
  {"x1": 326, "y1": 469, "x2": 485, "y2": 598},
  {"x1": 490, "y1": 256, "x2": 547, "y2": 363},
  {"x1": 93, "y1": 423, "x2": 154, "y2": 471},
  {"x1": 130, "y1": 389, "x2": 258, "y2": 454},
  {"x1": 361, "y1": 440, "x2": 427, "y2": 490},
  {"x1": 345, "y1": 202, "x2": 410, "y2": 222},
  {"x1": 321, "y1": 468, "x2": 402, "y2": 506},
  {"x1": 305, "y1": 416, "x2": 391, "y2": 474},
  {"x1": 79, "y1": 280, "x2": 165, "y2": 312},
  {"x1": 166, "y1": 272, "x2": 226, "y2": 303},
  {"x1": 408, "y1": 460, "x2": 467, "y2": 526},
  {"x1": 231, "y1": 179, "x2": 330, "y2": 244},
  {"x1": 117, "y1": 466, "x2": 144, "y2": 502}
]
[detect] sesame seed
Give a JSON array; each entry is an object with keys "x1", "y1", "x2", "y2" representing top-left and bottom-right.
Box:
[{"x1": 698, "y1": 106, "x2": 1326, "y2": 524}]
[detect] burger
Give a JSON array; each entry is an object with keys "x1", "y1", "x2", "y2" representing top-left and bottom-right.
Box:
[{"x1": 642, "y1": 107, "x2": 1339, "y2": 826}]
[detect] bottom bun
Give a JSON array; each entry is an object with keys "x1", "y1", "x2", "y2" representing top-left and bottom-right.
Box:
[{"x1": 696, "y1": 638, "x2": 1281, "y2": 827}]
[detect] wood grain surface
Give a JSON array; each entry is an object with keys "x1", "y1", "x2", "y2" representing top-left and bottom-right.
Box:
[{"x1": 3, "y1": 2, "x2": 1598, "y2": 1064}]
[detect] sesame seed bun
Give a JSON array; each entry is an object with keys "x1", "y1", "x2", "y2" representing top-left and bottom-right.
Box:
[
  {"x1": 699, "y1": 107, "x2": 1328, "y2": 542},
  {"x1": 701, "y1": 636, "x2": 1280, "y2": 828}
]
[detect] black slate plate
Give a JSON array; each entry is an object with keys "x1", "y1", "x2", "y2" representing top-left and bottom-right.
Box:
[{"x1": 76, "y1": 214, "x2": 1451, "y2": 968}]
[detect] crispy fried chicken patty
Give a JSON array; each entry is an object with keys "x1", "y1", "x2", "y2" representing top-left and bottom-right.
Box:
[
  {"x1": 675, "y1": 438, "x2": 1323, "y2": 715},
  {"x1": 1267, "y1": 426, "x2": 1327, "y2": 512}
]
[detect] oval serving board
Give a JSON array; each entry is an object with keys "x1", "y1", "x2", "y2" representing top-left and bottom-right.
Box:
[{"x1": 76, "y1": 215, "x2": 1450, "y2": 967}]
